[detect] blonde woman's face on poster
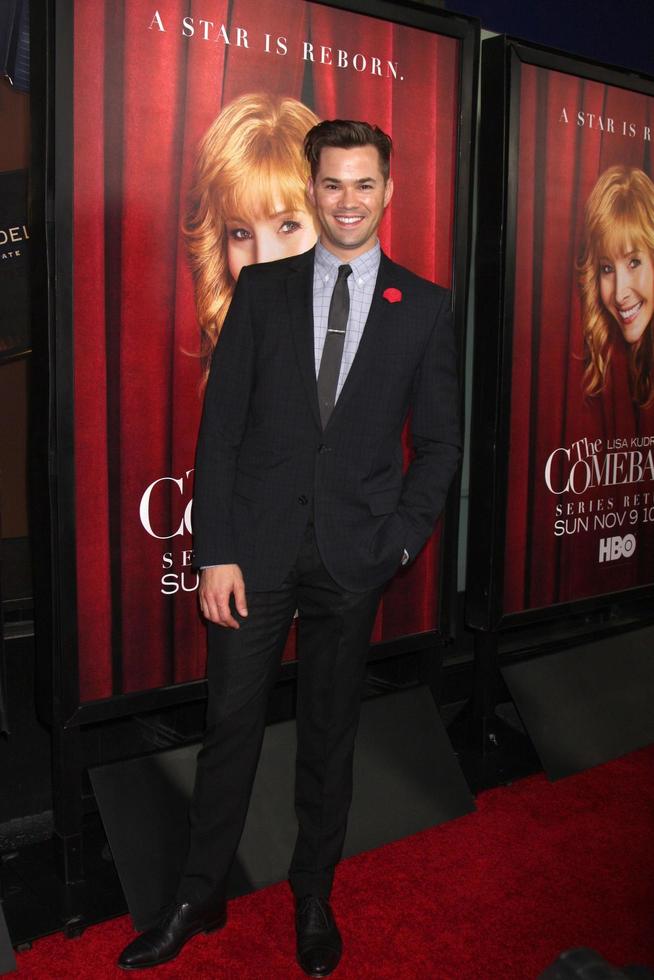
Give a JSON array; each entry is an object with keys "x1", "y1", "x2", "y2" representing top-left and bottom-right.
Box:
[
  {"x1": 226, "y1": 205, "x2": 317, "y2": 280},
  {"x1": 599, "y1": 240, "x2": 654, "y2": 344}
]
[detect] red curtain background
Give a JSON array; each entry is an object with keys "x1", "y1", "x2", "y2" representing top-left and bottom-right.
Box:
[
  {"x1": 504, "y1": 63, "x2": 654, "y2": 614},
  {"x1": 73, "y1": 0, "x2": 460, "y2": 701}
]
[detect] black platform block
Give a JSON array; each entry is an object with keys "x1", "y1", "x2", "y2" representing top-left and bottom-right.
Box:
[
  {"x1": 502, "y1": 625, "x2": 654, "y2": 780},
  {"x1": 91, "y1": 685, "x2": 474, "y2": 931},
  {"x1": 539, "y1": 946, "x2": 654, "y2": 979},
  {"x1": 0, "y1": 901, "x2": 16, "y2": 975}
]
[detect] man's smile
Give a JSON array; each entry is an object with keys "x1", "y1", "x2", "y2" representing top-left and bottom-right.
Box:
[{"x1": 333, "y1": 214, "x2": 365, "y2": 225}]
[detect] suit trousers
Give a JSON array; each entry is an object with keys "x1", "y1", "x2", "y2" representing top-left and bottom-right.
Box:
[{"x1": 177, "y1": 521, "x2": 384, "y2": 905}]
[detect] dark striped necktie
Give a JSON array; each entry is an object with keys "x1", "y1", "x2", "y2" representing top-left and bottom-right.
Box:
[{"x1": 317, "y1": 263, "x2": 352, "y2": 429}]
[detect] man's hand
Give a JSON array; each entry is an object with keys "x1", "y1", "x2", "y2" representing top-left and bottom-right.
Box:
[{"x1": 198, "y1": 564, "x2": 248, "y2": 629}]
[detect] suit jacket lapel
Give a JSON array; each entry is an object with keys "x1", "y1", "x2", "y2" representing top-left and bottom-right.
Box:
[
  {"x1": 325, "y1": 251, "x2": 393, "y2": 429},
  {"x1": 286, "y1": 248, "x2": 322, "y2": 431}
]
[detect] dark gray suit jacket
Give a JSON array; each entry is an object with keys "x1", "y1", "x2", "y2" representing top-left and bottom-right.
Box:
[{"x1": 193, "y1": 246, "x2": 461, "y2": 592}]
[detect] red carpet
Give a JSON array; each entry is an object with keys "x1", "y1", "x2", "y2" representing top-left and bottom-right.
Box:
[{"x1": 14, "y1": 744, "x2": 654, "y2": 979}]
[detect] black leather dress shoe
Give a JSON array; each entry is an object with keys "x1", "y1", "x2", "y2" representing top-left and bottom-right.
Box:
[
  {"x1": 295, "y1": 896, "x2": 342, "y2": 978},
  {"x1": 117, "y1": 899, "x2": 227, "y2": 970}
]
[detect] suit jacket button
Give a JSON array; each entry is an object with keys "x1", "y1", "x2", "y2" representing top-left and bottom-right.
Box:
[
  {"x1": 298, "y1": 495, "x2": 308, "y2": 505},
  {"x1": 317, "y1": 444, "x2": 331, "y2": 454}
]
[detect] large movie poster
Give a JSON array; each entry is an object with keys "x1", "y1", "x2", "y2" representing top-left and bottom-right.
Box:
[
  {"x1": 504, "y1": 61, "x2": 654, "y2": 615},
  {"x1": 71, "y1": 0, "x2": 468, "y2": 702}
]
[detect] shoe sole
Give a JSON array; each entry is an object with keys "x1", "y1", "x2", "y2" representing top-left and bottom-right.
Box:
[
  {"x1": 118, "y1": 912, "x2": 227, "y2": 971},
  {"x1": 296, "y1": 951, "x2": 342, "y2": 978},
  {"x1": 296, "y1": 963, "x2": 339, "y2": 979}
]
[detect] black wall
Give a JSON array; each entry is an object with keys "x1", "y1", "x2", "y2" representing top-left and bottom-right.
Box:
[{"x1": 446, "y1": 0, "x2": 654, "y2": 77}]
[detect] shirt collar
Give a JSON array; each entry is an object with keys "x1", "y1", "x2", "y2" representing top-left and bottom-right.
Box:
[{"x1": 314, "y1": 239, "x2": 381, "y2": 287}]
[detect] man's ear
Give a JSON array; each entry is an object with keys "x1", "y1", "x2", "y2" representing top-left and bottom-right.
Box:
[
  {"x1": 383, "y1": 176, "x2": 394, "y2": 208},
  {"x1": 307, "y1": 176, "x2": 316, "y2": 207}
]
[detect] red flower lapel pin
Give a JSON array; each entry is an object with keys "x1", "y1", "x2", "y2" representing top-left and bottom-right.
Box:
[{"x1": 383, "y1": 287, "x2": 402, "y2": 303}]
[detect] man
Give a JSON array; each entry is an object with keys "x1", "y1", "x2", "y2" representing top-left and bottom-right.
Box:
[{"x1": 119, "y1": 120, "x2": 461, "y2": 976}]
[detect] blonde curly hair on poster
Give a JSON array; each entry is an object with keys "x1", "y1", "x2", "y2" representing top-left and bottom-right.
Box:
[
  {"x1": 184, "y1": 93, "x2": 320, "y2": 380},
  {"x1": 578, "y1": 164, "x2": 654, "y2": 408}
]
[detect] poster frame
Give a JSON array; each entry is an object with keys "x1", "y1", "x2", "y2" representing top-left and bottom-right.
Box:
[
  {"x1": 466, "y1": 34, "x2": 654, "y2": 633},
  {"x1": 32, "y1": 0, "x2": 479, "y2": 728}
]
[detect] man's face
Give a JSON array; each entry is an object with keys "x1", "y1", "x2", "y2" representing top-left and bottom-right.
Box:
[{"x1": 307, "y1": 145, "x2": 393, "y2": 261}]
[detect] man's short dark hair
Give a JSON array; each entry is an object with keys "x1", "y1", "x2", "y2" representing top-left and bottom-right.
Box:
[{"x1": 304, "y1": 120, "x2": 393, "y2": 181}]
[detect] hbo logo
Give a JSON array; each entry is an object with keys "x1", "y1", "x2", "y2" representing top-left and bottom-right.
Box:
[{"x1": 598, "y1": 533, "x2": 636, "y2": 563}]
